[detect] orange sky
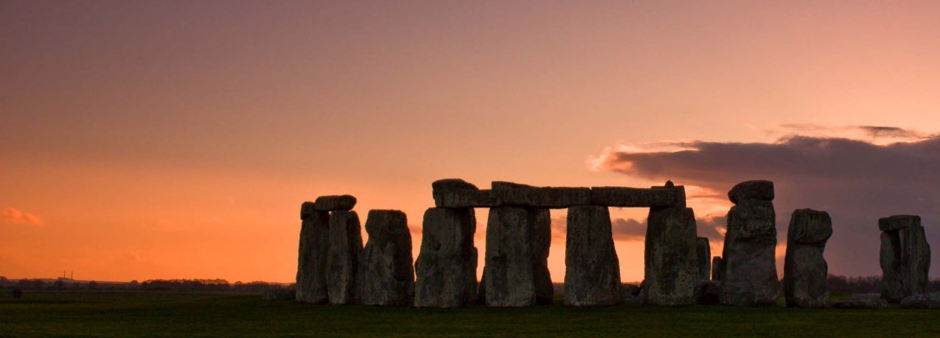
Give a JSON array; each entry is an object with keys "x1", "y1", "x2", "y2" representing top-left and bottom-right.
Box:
[{"x1": 2, "y1": 1, "x2": 940, "y2": 283}]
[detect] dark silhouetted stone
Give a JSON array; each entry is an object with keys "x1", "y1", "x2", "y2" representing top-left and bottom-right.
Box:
[
  {"x1": 414, "y1": 207, "x2": 478, "y2": 308},
  {"x1": 698, "y1": 281, "x2": 720, "y2": 305},
  {"x1": 644, "y1": 206, "x2": 697, "y2": 306},
  {"x1": 880, "y1": 215, "x2": 931, "y2": 303},
  {"x1": 432, "y1": 179, "x2": 497, "y2": 208},
  {"x1": 484, "y1": 206, "x2": 538, "y2": 307},
  {"x1": 696, "y1": 237, "x2": 710, "y2": 281},
  {"x1": 784, "y1": 209, "x2": 833, "y2": 308},
  {"x1": 620, "y1": 284, "x2": 642, "y2": 305},
  {"x1": 314, "y1": 195, "x2": 357, "y2": 211},
  {"x1": 358, "y1": 210, "x2": 414, "y2": 307},
  {"x1": 531, "y1": 208, "x2": 554, "y2": 305},
  {"x1": 832, "y1": 294, "x2": 888, "y2": 309},
  {"x1": 564, "y1": 206, "x2": 621, "y2": 306},
  {"x1": 296, "y1": 206, "x2": 330, "y2": 304},
  {"x1": 727, "y1": 180, "x2": 774, "y2": 204},
  {"x1": 900, "y1": 292, "x2": 940, "y2": 309},
  {"x1": 720, "y1": 183, "x2": 778, "y2": 307},
  {"x1": 712, "y1": 256, "x2": 723, "y2": 281},
  {"x1": 300, "y1": 201, "x2": 316, "y2": 220},
  {"x1": 491, "y1": 182, "x2": 590, "y2": 208},
  {"x1": 327, "y1": 210, "x2": 362, "y2": 305},
  {"x1": 588, "y1": 187, "x2": 679, "y2": 207}
]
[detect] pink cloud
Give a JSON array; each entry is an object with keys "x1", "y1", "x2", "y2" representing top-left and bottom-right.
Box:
[{"x1": 3, "y1": 207, "x2": 44, "y2": 227}]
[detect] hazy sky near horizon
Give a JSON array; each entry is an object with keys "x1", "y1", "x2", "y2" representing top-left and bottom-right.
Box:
[{"x1": 2, "y1": 0, "x2": 940, "y2": 283}]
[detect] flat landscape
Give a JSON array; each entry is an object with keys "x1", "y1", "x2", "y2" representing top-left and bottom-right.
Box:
[{"x1": 1, "y1": 290, "x2": 938, "y2": 338}]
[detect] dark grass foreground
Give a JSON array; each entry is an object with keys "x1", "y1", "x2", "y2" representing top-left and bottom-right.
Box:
[{"x1": 1, "y1": 291, "x2": 938, "y2": 338}]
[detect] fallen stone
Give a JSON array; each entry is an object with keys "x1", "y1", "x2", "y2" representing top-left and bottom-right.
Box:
[
  {"x1": 727, "y1": 180, "x2": 774, "y2": 204},
  {"x1": 711, "y1": 256, "x2": 723, "y2": 281},
  {"x1": 532, "y1": 208, "x2": 554, "y2": 305},
  {"x1": 644, "y1": 206, "x2": 697, "y2": 306},
  {"x1": 832, "y1": 294, "x2": 888, "y2": 309},
  {"x1": 432, "y1": 179, "x2": 497, "y2": 208},
  {"x1": 358, "y1": 210, "x2": 414, "y2": 307},
  {"x1": 491, "y1": 181, "x2": 590, "y2": 208},
  {"x1": 327, "y1": 210, "x2": 363, "y2": 305},
  {"x1": 588, "y1": 187, "x2": 678, "y2": 208},
  {"x1": 878, "y1": 215, "x2": 919, "y2": 232},
  {"x1": 900, "y1": 292, "x2": 940, "y2": 309},
  {"x1": 484, "y1": 206, "x2": 537, "y2": 307},
  {"x1": 564, "y1": 206, "x2": 621, "y2": 306},
  {"x1": 262, "y1": 289, "x2": 296, "y2": 301},
  {"x1": 414, "y1": 207, "x2": 478, "y2": 308},
  {"x1": 314, "y1": 195, "x2": 357, "y2": 211},
  {"x1": 784, "y1": 209, "x2": 833, "y2": 308},
  {"x1": 720, "y1": 196, "x2": 778, "y2": 307},
  {"x1": 696, "y1": 237, "x2": 711, "y2": 281},
  {"x1": 296, "y1": 207, "x2": 330, "y2": 304}
]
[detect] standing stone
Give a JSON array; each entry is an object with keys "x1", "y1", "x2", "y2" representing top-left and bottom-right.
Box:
[
  {"x1": 531, "y1": 208, "x2": 554, "y2": 305},
  {"x1": 564, "y1": 206, "x2": 621, "y2": 306},
  {"x1": 696, "y1": 237, "x2": 711, "y2": 281},
  {"x1": 297, "y1": 202, "x2": 330, "y2": 304},
  {"x1": 711, "y1": 256, "x2": 723, "y2": 281},
  {"x1": 414, "y1": 208, "x2": 478, "y2": 308},
  {"x1": 484, "y1": 206, "x2": 537, "y2": 307},
  {"x1": 327, "y1": 210, "x2": 363, "y2": 305},
  {"x1": 720, "y1": 180, "x2": 779, "y2": 307},
  {"x1": 358, "y1": 210, "x2": 414, "y2": 307},
  {"x1": 879, "y1": 215, "x2": 931, "y2": 302},
  {"x1": 644, "y1": 204, "x2": 698, "y2": 306},
  {"x1": 783, "y1": 209, "x2": 833, "y2": 308}
]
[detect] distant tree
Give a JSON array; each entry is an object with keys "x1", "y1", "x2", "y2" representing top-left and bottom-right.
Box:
[
  {"x1": 129, "y1": 280, "x2": 139, "y2": 289},
  {"x1": 53, "y1": 279, "x2": 65, "y2": 290},
  {"x1": 87, "y1": 281, "x2": 98, "y2": 290},
  {"x1": 0, "y1": 276, "x2": 9, "y2": 288}
]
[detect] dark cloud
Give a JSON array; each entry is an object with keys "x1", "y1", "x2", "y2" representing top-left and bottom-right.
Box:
[{"x1": 596, "y1": 132, "x2": 940, "y2": 278}]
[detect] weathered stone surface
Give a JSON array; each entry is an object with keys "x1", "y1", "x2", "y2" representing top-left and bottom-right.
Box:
[
  {"x1": 358, "y1": 210, "x2": 414, "y2": 307},
  {"x1": 711, "y1": 256, "x2": 723, "y2": 281},
  {"x1": 491, "y1": 182, "x2": 590, "y2": 208},
  {"x1": 484, "y1": 206, "x2": 537, "y2": 307},
  {"x1": 300, "y1": 201, "x2": 316, "y2": 220},
  {"x1": 878, "y1": 215, "x2": 919, "y2": 232},
  {"x1": 784, "y1": 209, "x2": 833, "y2": 308},
  {"x1": 414, "y1": 208, "x2": 478, "y2": 308},
  {"x1": 588, "y1": 187, "x2": 678, "y2": 208},
  {"x1": 832, "y1": 294, "x2": 888, "y2": 309},
  {"x1": 880, "y1": 215, "x2": 931, "y2": 303},
  {"x1": 432, "y1": 179, "x2": 497, "y2": 208},
  {"x1": 620, "y1": 284, "x2": 643, "y2": 305},
  {"x1": 296, "y1": 208, "x2": 330, "y2": 304},
  {"x1": 564, "y1": 206, "x2": 621, "y2": 306},
  {"x1": 652, "y1": 181, "x2": 687, "y2": 208},
  {"x1": 327, "y1": 210, "x2": 363, "y2": 305},
  {"x1": 720, "y1": 196, "x2": 778, "y2": 307},
  {"x1": 900, "y1": 292, "x2": 940, "y2": 309},
  {"x1": 696, "y1": 237, "x2": 711, "y2": 281},
  {"x1": 314, "y1": 195, "x2": 357, "y2": 211},
  {"x1": 728, "y1": 180, "x2": 774, "y2": 204},
  {"x1": 532, "y1": 208, "x2": 554, "y2": 305},
  {"x1": 644, "y1": 206, "x2": 697, "y2": 306}
]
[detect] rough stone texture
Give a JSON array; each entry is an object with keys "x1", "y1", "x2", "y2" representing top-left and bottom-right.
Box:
[
  {"x1": 327, "y1": 210, "x2": 363, "y2": 305},
  {"x1": 358, "y1": 210, "x2": 414, "y2": 307},
  {"x1": 432, "y1": 179, "x2": 497, "y2": 208},
  {"x1": 711, "y1": 256, "x2": 723, "y2": 281},
  {"x1": 900, "y1": 292, "x2": 940, "y2": 309},
  {"x1": 491, "y1": 181, "x2": 591, "y2": 208},
  {"x1": 414, "y1": 208, "x2": 478, "y2": 308},
  {"x1": 484, "y1": 206, "x2": 538, "y2": 307},
  {"x1": 531, "y1": 208, "x2": 554, "y2": 305},
  {"x1": 564, "y1": 206, "x2": 621, "y2": 306},
  {"x1": 644, "y1": 206, "x2": 697, "y2": 306},
  {"x1": 784, "y1": 209, "x2": 833, "y2": 308},
  {"x1": 696, "y1": 237, "x2": 711, "y2": 281},
  {"x1": 314, "y1": 195, "x2": 357, "y2": 211},
  {"x1": 879, "y1": 215, "x2": 919, "y2": 232},
  {"x1": 880, "y1": 215, "x2": 931, "y2": 303},
  {"x1": 588, "y1": 187, "x2": 678, "y2": 208},
  {"x1": 832, "y1": 294, "x2": 889, "y2": 309},
  {"x1": 727, "y1": 180, "x2": 774, "y2": 204},
  {"x1": 720, "y1": 182, "x2": 779, "y2": 306},
  {"x1": 620, "y1": 284, "x2": 643, "y2": 305},
  {"x1": 296, "y1": 207, "x2": 330, "y2": 304}
]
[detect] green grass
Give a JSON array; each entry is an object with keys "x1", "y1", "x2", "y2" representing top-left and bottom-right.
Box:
[{"x1": 1, "y1": 290, "x2": 938, "y2": 337}]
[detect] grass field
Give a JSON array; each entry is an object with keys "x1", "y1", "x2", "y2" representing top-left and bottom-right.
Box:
[{"x1": 1, "y1": 290, "x2": 938, "y2": 338}]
